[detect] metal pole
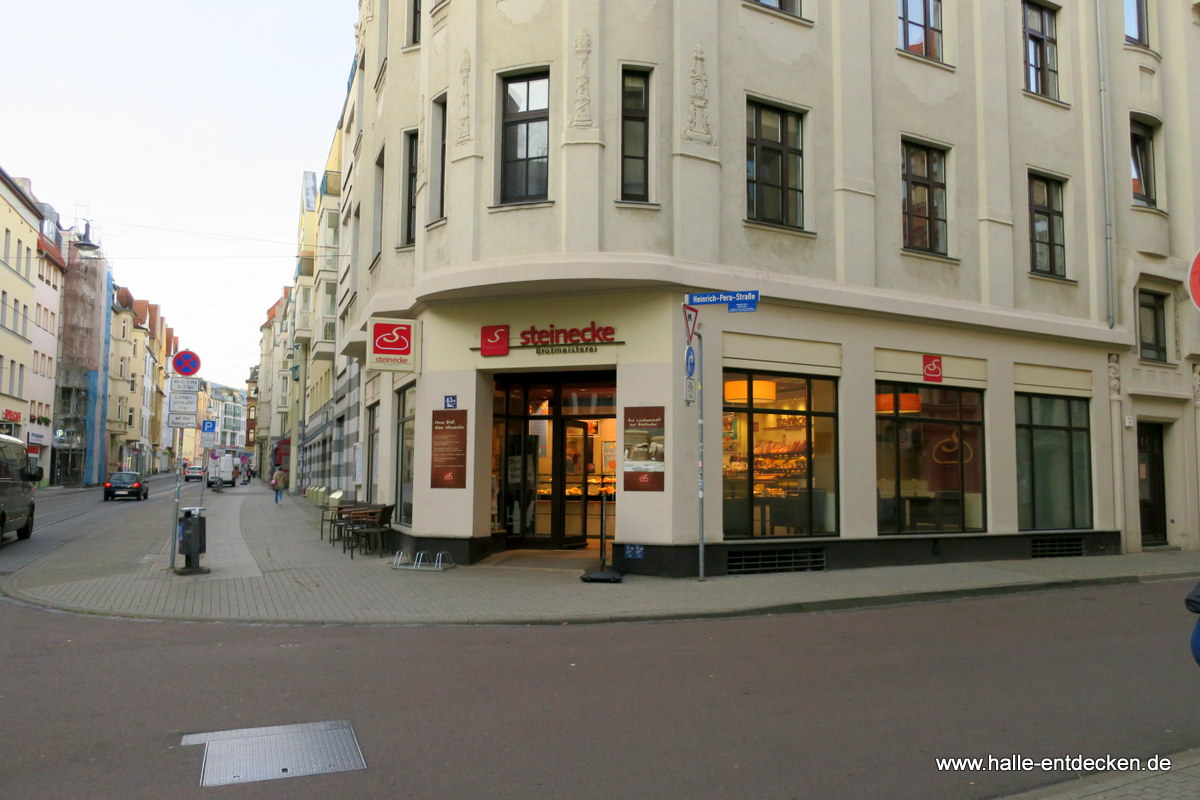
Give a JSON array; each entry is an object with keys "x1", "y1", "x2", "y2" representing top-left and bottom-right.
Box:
[
  {"x1": 170, "y1": 424, "x2": 181, "y2": 570},
  {"x1": 695, "y1": 329, "x2": 705, "y2": 581}
]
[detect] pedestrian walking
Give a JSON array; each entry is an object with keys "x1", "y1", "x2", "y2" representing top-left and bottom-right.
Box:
[
  {"x1": 232, "y1": 465, "x2": 241, "y2": 486},
  {"x1": 271, "y1": 467, "x2": 288, "y2": 504}
]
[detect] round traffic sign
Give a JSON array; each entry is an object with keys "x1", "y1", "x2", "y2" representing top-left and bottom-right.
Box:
[
  {"x1": 173, "y1": 350, "x2": 201, "y2": 376},
  {"x1": 684, "y1": 345, "x2": 696, "y2": 378},
  {"x1": 1189, "y1": 248, "x2": 1200, "y2": 312}
]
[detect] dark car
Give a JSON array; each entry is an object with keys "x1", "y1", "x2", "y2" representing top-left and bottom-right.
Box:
[{"x1": 104, "y1": 472, "x2": 148, "y2": 501}]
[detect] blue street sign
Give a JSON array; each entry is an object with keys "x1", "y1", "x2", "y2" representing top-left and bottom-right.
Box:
[
  {"x1": 624, "y1": 544, "x2": 645, "y2": 560},
  {"x1": 728, "y1": 300, "x2": 758, "y2": 313},
  {"x1": 201, "y1": 420, "x2": 217, "y2": 433},
  {"x1": 686, "y1": 290, "x2": 759, "y2": 306},
  {"x1": 444, "y1": 395, "x2": 458, "y2": 410},
  {"x1": 684, "y1": 345, "x2": 696, "y2": 378}
]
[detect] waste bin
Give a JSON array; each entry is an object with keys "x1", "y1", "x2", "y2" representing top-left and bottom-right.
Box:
[{"x1": 176, "y1": 507, "x2": 209, "y2": 575}]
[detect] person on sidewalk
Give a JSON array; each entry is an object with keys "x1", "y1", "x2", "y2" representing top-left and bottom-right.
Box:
[{"x1": 271, "y1": 467, "x2": 288, "y2": 504}]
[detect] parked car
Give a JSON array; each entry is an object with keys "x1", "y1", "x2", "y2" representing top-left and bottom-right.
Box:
[
  {"x1": 104, "y1": 472, "x2": 148, "y2": 501},
  {"x1": 0, "y1": 433, "x2": 41, "y2": 541},
  {"x1": 184, "y1": 465, "x2": 204, "y2": 482}
]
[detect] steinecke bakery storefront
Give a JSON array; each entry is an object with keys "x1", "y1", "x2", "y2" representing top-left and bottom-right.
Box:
[{"x1": 371, "y1": 288, "x2": 1119, "y2": 578}]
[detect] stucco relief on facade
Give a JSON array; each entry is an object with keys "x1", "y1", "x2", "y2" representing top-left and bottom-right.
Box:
[
  {"x1": 1108, "y1": 353, "x2": 1121, "y2": 400},
  {"x1": 570, "y1": 28, "x2": 594, "y2": 129},
  {"x1": 683, "y1": 46, "x2": 714, "y2": 145},
  {"x1": 458, "y1": 51, "x2": 472, "y2": 144},
  {"x1": 1193, "y1": 363, "x2": 1200, "y2": 405}
]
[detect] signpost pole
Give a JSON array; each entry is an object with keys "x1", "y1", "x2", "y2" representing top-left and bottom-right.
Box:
[
  {"x1": 170, "y1": 405, "x2": 181, "y2": 571},
  {"x1": 695, "y1": 329, "x2": 705, "y2": 582}
]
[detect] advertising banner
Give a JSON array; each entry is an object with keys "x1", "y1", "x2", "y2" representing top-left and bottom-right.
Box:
[
  {"x1": 623, "y1": 406, "x2": 665, "y2": 491},
  {"x1": 431, "y1": 410, "x2": 468, "y2": 489},
  {"x1": 367, "y1": 318, "x2": 421, "y2": 372}
]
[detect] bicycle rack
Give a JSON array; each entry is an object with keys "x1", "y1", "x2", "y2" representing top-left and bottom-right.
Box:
[{"x1": 391, "y1": 550, "x2": 456, "y2": 571}]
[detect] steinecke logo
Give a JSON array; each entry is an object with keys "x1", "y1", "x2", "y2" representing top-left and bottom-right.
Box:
[
  {"x1": 481, "y1": 324, "x2": 510, "y2": 357},
  {"x1": 373, "y1": 323, "x2": 412, "y2": 355}
]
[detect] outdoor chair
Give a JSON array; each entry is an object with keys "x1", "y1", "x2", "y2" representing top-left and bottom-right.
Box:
[
  {"x1": 317, "y1": 490, "x2": 346, "y2": 540},
  {"x1": 346, "y1": 504, "x2": 395, "y2": 559},
  {"x1": 331, "y1": 504, "x2": 381, "y2": 548}
]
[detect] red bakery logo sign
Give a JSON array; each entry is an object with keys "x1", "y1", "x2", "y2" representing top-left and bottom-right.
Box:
[
  {"x1": 923, "y1": 354, "x2": 943, "y2": 383},
  {"x1": 481, "y1": 325, "x2": 509, "y2": 357},
  {"x1": 373, "y1": 322, "x2": 412, "y2": 355}
]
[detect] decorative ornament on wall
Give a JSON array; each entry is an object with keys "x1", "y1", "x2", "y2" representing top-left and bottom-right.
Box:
[
  {"x1": 1108, "y1": 353, "x2": 1121, "y2": 400},
  {"x1": 683, "y1": 46, "x2": 714, "y2": 145},
  {"x1": 570, "y1": 28, "x2": 594, "y2": 129},
  {"x1": 457, "y1": 50, "x2": 473, "y2": 144}
]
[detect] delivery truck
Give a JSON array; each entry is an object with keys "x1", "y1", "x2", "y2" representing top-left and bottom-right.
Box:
[{"x1": 207, "y1": 454, "x2": 235, "y2": 488}]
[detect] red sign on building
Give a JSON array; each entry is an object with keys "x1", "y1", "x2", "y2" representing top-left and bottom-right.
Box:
[
  {"x1": 480, "y1": 325, "x2": 510, "y2": 357},
  {"x1": 3, "y1": 409, "x2": 22, "y2": 422},
  {"x1": 923, "y1": 355, "x2": 943, "y2": 383}
]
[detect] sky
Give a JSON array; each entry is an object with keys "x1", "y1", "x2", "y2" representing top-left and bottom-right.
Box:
[{"x1": 0, "y1": 1, "x2": 358, "y2": 388}]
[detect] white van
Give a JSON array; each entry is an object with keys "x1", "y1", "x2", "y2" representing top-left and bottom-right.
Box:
[
  {"x1": 0, "y1": 433, "x2": 41, "y2": 541},
  {"x1": 207, "y1": 454, "x2": 235, "y2": 488}
]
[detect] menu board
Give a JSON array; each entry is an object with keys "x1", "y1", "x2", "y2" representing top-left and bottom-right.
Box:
[
  {"x1": 431, "y1": 410, "x2": 468, "y2": 489},
  {"x1": 623, "y1": 406, "x2": 665, "y2": 492}
]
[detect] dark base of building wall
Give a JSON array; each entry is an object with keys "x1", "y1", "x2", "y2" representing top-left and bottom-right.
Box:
[
  {"x1": 392, "y1": 530, "x2": 1122, "y2": 578},
  {"x1": 609, "y1": 530, "x2": 1123, "y2": 578}
]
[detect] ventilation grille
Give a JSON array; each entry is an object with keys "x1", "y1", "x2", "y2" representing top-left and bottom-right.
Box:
[
  {"x1": 727, "y1": 547, "x2": 826, "y2": 575},
  {"x1": 1031, "y1": 536, "x2": 1085, "y2": 559}
]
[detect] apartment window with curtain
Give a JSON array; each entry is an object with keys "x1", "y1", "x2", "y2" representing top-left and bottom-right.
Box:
[
  {"x1": 1029, "y1": 173, "x2": 1065, "y2": 277},
  {"x1": 501, "y1": 73, "x2": 550, "y2": 203},
  {"x1": 1130, "y1": 120, "x2": 1156, "y2": 207},
  {"x1": 721, "y1": 371, "x2": 838, "y2": 539},
  {"x1": 746, "y1": 101, "x2": 804, "y2": 229},
  {"x1": 1138, "y1": 290, "x2": 1168, "y2": 362},
  {"x1": 395, "y1": 383, "x2": 416, "y2": 525},
  {"x1": 621, "y1": 69, "x2": 650, "y2": 202},
  {"x1": 1124, "y1": 0, "x2": 1148, "y2": 46},
  {"x1": 1022, "y1": 1, "x2": 1059, "y2": 99},
  {"x1": 898, "y1": 0, "x2": 943, "y2": 60},
  {"x1": 403, "y1": 130, "x2": 418, "y2": 245},
  {"x1": 901, "y1": 140, "x2": 948, "y2": 254},
  {"x1": 1016, "y1": 394, "x2": 1092, "y2": 530},
  {"x1": 876, "y1": 384, "x2": 986, "y2": 534}
]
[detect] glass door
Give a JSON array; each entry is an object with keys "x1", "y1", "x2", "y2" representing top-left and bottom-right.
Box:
[{"x1": 559, "y1": 420, "x2": 590, "y2": 548}]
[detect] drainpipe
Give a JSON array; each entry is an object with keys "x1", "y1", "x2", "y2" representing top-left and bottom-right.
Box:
[{"x1": 1094, "y1": 0, "x2": 1118, "y2": 329}]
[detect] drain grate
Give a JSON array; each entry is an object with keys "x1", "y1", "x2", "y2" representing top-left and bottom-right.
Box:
[
  {"x1": 181, "y1": 720, "x2": 365, "y2": 787},
  {"x1": 1031, "y1": 536, "x2": 1085, "y2": 559},
  {"x1": 727, "y1": 547, "x2": 826, "y2": 575}
]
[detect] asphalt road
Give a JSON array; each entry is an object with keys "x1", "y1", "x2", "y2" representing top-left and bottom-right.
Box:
[{"x1": 2, "y1": 514, "x2": 1198, "y2": 800}]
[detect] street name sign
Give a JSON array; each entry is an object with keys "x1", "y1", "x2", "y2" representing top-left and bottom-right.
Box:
[
  {"x1": 685, "y1": 290, "x2": 759, "y2": 313},
  {"x1": 167, "y1": 413, "x2": 197, "y2": 428}
]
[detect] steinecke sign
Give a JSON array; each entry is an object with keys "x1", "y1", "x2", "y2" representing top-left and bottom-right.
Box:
[
  {"x1": 367, "y1": 318, "x2": 421, "y2": 372},
  {"x1": 479, "y1": 321, "x2": 618, "y2": 357}
]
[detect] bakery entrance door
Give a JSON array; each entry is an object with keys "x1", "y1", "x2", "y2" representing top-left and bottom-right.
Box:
[{"x1": 557, "y1": 420, "x2": 590, "y2": 549}]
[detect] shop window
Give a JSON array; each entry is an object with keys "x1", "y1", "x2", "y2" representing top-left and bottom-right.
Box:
[
  {"x1": 876, "y1": 383, "x2": 985, "y2": 533},
  {"x1": 395, "y1": 383, "x2": 416, "y2": 525},
  {"x1": 366, "y1": 403, "x2": 380, "y2": 502},
  {"x1": 1015, "y1": 394, "x2": 1092, "y2": 530},
  {"x1": 722, "y1": 371, "x2": 838, "y2": 539}
]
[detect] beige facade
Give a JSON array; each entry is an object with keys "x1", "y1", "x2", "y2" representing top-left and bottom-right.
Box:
[
  {"x1": 275, "y1": 0, "x2": 1200, "y2": 575},
  {"x1": 0, "y1": 170, "x2": 39, "y2": 445}
]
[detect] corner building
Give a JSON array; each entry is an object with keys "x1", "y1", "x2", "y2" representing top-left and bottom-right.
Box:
[{"x1": 339, "y1": 0, "x2": 1200, "y2": 576}]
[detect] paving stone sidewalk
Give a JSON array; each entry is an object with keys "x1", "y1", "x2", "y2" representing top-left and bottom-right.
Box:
[{"x1": 997, "y1": 747, "x2": 1200, "y2": 800}]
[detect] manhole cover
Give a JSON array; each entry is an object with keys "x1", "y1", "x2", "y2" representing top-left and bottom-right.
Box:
[{"x1": 181, "y1": 720, "x2": 365, "y2": 786}]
